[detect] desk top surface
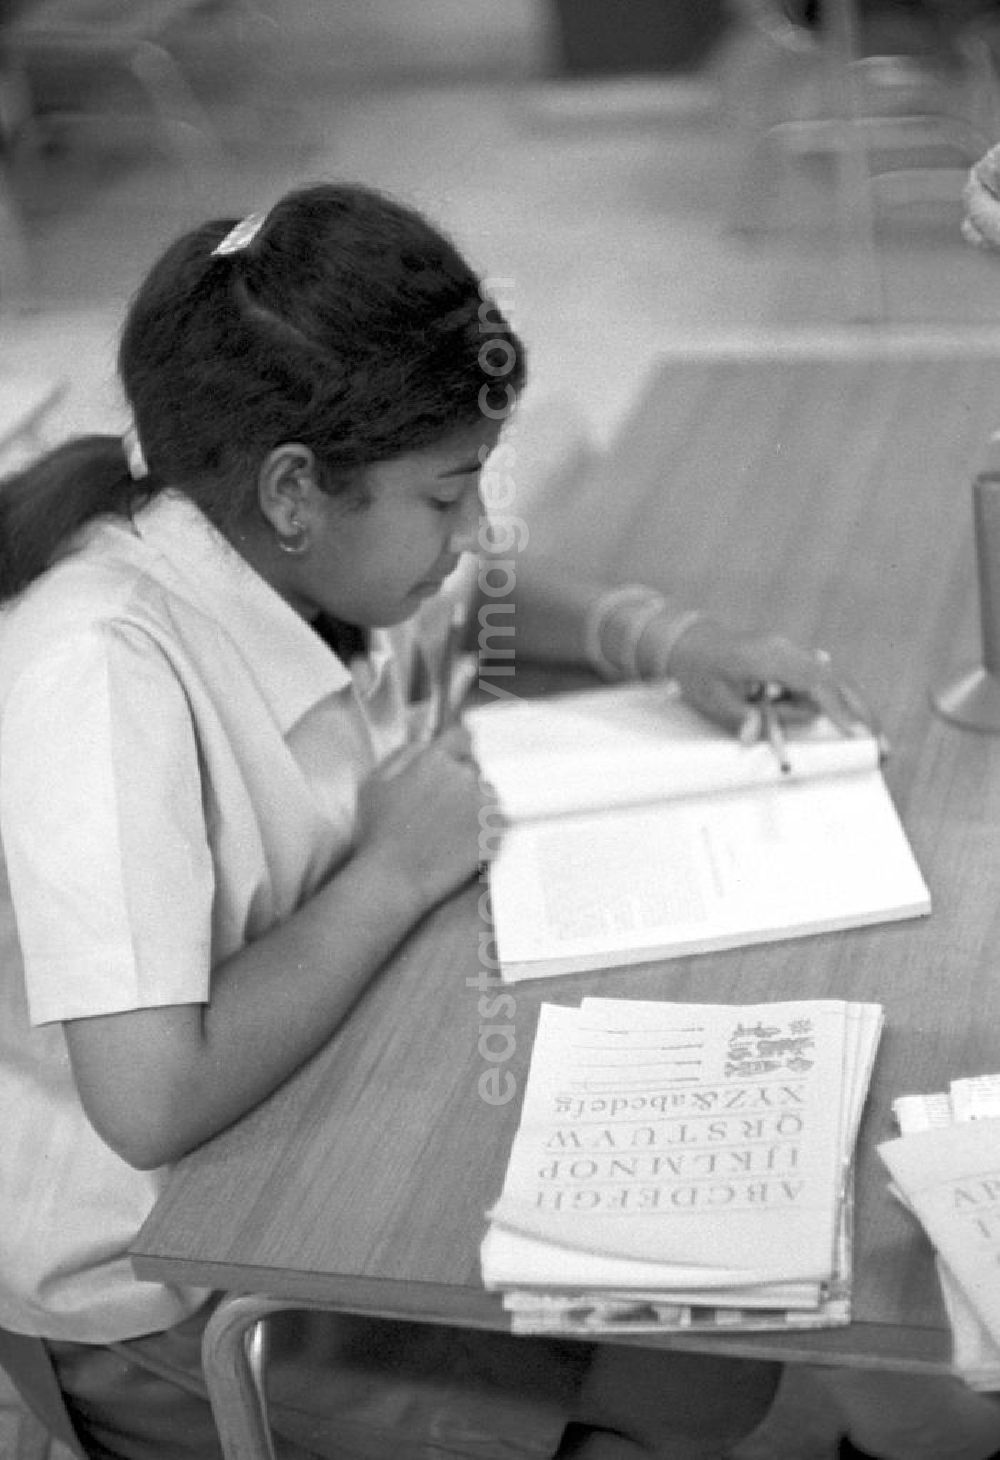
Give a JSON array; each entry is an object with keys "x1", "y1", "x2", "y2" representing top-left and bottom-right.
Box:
[{"x1": 132, "y1": 350, "x2": 1000, "y2": 1369}]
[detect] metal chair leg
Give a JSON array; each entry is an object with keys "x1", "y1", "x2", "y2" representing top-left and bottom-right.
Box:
[
  {"x1": 201, "y1": 1295, "x2": 288, "y2": 1460},
  {"x1": 245, "y1": 1316, "x2": 274, "y2": 1460}
]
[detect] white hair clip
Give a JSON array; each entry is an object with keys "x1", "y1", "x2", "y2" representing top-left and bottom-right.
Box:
[
  {"x1": 212, "y1": 211, "x2": 266, "y2": 257},
  {"x1": 122, "y1": 425, "x2": 149, "y2": 481}
]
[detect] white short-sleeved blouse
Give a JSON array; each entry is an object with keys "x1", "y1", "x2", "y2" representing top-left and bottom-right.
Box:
[{"x1": 0, "y1": 491, "x2": 452, "y2": 1341}]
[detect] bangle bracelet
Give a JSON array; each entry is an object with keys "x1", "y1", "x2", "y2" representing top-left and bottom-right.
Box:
[
  {"x1": 584, "y1": 584, "x2": 667, "y2": 680},
  {"x1": 643, "y1": 608, "x2": 706, "y2": 680},
  {"x1": 618, "y1": 595, "x2": 672, "y2": 679}
]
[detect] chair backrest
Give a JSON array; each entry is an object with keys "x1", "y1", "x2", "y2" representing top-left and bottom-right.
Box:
[{"x1": 0, "y1": 1327, "x2": 88, "y2": 1458}]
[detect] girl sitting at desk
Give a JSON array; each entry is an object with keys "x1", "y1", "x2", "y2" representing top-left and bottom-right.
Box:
[{"x1": 0, "y1": 181, "x2": 863, "y2": 1460}]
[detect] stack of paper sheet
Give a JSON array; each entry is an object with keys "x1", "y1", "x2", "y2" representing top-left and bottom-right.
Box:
[
  {"x1": 880, "y1": 1077, "x2": 1000, "y2": 1390},
  {"x1": 482, "y1": 997, "x2": 883, "y2": 1336}
]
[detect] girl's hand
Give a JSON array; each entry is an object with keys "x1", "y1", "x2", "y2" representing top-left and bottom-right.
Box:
[
  {"x1": 656, "y1": 616, "x2": 879, "y2": 743},
  {"x1": 354, "y1": 726, "x2": 503, "y2": 910}
]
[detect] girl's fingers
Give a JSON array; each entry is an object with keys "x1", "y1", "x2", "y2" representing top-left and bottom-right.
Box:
[
  {"x1": 805, "y1": 660, "x2": 878, "y2": 738},
  {"x1": 677, "y1": 629, "x2": 884, "y2": 749},
  {"x1": 838, "y1": 676, "x2": 880, "y2": 735},
  {"x1": 738, "y1": 704, "x2": 763, "y2": 745},
  {"x1": 749, "y1": 644, "x2": 876, "y2": 737},
  {"x1": 378, "y1": 743, "x2": 425, "y2": 780},
  {"x1": 437, "y1": 724, "x2": 476, "y2": 762},
  {"x1": 687, "y1": 677, "x2": 755, "y2": 736}
]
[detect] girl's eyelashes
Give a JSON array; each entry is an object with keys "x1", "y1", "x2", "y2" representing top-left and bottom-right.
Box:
[
  {"x1": 430, "y1": 467, "x2": 483, "y2": 513},
  {"x1": 431, "y1": 482, "x2": 477, "y2": 513}
]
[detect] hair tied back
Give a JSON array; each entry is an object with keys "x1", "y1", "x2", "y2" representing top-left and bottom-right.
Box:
[{"x1": 212, "y1": 212, "x2": 266, "y2": 258}]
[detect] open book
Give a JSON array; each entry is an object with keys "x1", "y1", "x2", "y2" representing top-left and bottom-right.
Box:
[{"x1": 465, "y1": 682, "x2": 930, "y2": 983}]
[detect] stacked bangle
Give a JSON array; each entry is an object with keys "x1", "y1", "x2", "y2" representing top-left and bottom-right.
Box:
[
  {"x1": 584, "y1": 584, "x2": 704, "y2": 681},
  {"x1": 583, "y1": 584, "x2": 662, "y2": 679},
  {"x1": 641, "y1": 607, "x2": 705, "y2": 681}
]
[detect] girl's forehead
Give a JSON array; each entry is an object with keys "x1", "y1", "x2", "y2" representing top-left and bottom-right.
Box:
[
  {"x1": 372, "y1": 422, "x2": 500, "y2": 486},
  {"x1": 424, "y1": 420, "x2": 502, "y2": 465}
]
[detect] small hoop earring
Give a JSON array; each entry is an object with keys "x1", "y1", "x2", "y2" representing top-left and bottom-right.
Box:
[{"x1": 277, "y1": 517, "x2": 310, "y2": 556}]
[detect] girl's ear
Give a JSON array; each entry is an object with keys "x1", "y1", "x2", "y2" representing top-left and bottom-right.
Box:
[{"x1": 256, "y1": 443, "x2": 320, "y2": 540}]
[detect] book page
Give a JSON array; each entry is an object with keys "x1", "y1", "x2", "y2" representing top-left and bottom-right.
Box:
[
  {"x1": 497, "y1": 1181, "x2": 856, "y2": 1335},
  {"x1": 586, "y1": 995, "x2": 882, "y2": 1178},
  {"x1": 951, "y1": 1075, "x2": 1000, "y2": 1124},
  {"x1": 879, "y1": 1119, "x2": 1000, "y2": 1344},
  {"x1": 480, "y1": 1222, "x2": 822, "y2": 1307},
  {"x1": 893, "y1": 1092, "x2": 955, "y2": 1133},
  {"x1": 486, "y1": 1000, "x2": 857, "y2": 1283},
  {"x1": 500, "y1": 1283, "x2": 851, "y2": 1336},
  {"x1": 883, "y1": 1087, "x2": 1000, "y2": 1385},
  {"x1": 465, "y1": 682, "x2": 879, "y2": 823},
  {"x1": 938, "y1": 1254, "x2": 1000, "y2": 1389},
  {"x1": 489, "y1": 769, "x2": 930, "y2": 980}
]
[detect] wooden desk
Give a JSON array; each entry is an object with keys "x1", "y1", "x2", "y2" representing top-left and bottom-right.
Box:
[{"x1": 132, "y1": 348, "x2": 1000, "y2": 1374}]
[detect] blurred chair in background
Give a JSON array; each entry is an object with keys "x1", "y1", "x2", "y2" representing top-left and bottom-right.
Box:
[
  {"x1": 0, "y1": 0, "x2": 271, "y2": 307},
  {"x1": 722, "y1": 0, "x2": 1000, "y2": 316},
  {"x1": 0, "y1": 0, "x2": 228, "y2": 175},
  {"x1": 0, "y1": 11, "x2": 34, "y2": 309}
]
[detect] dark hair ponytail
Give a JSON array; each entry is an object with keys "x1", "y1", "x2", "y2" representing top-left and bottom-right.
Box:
[
  {"x1": 0, "y1": 436, "x2": 139, "y2": 603},
  {"x1": 0, "y1": 181, "x2": 524, "y2": 604}
]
